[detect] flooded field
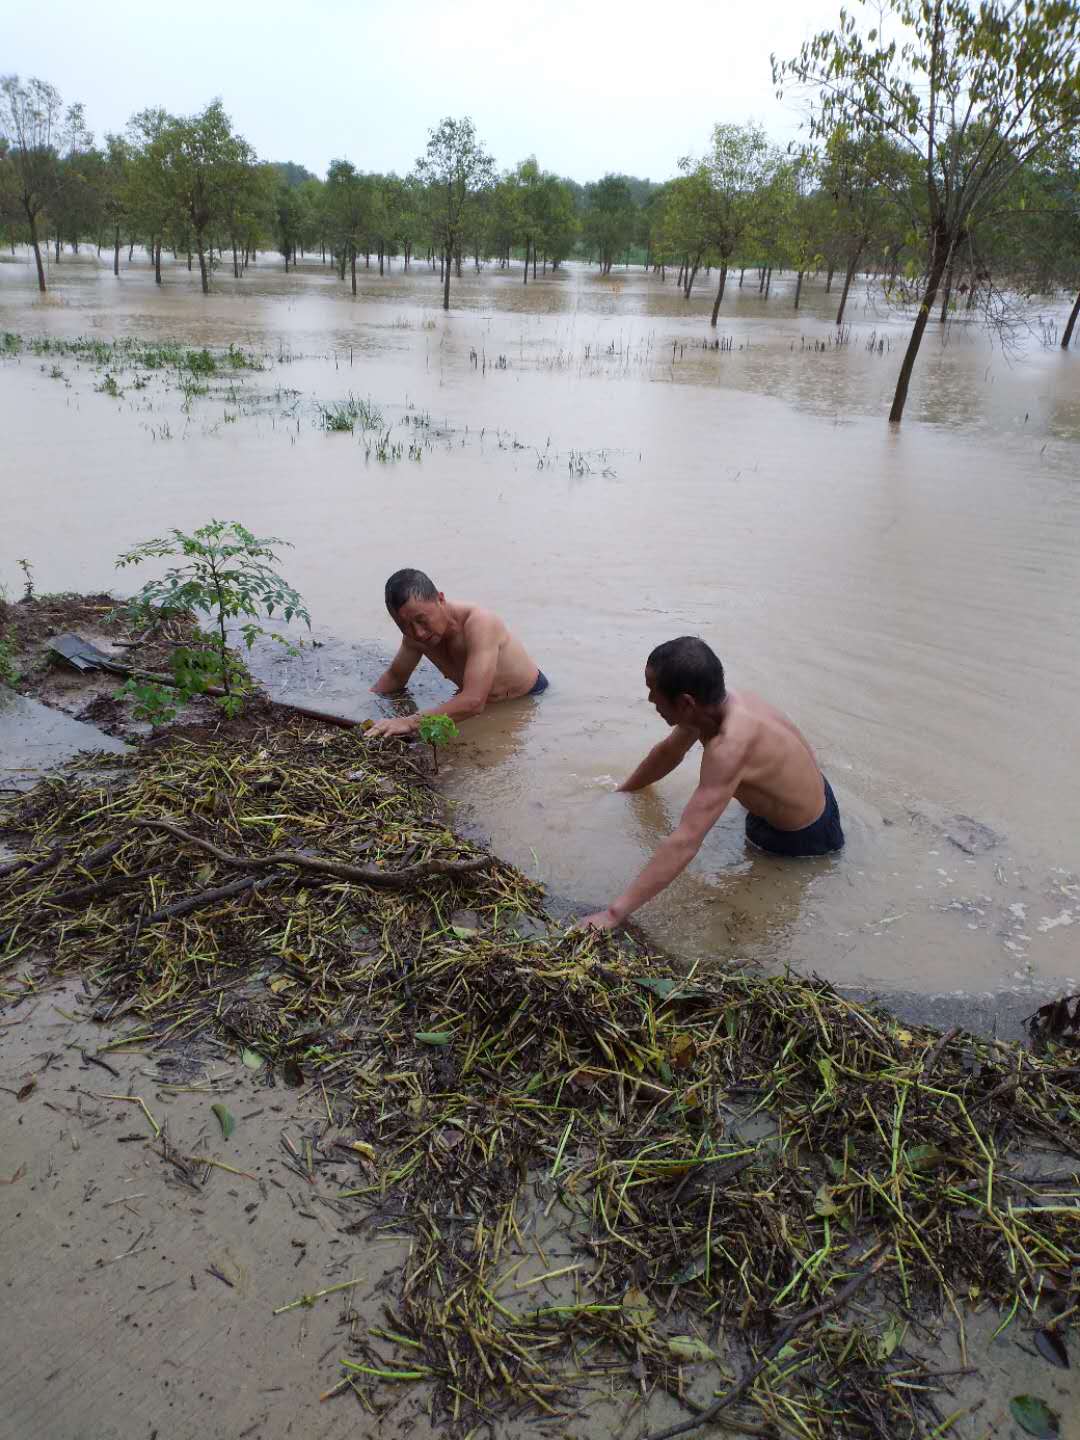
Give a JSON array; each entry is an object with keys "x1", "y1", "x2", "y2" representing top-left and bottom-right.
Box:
[{"x1": 2, "y1": 248, "x2": 1079, "y2": 1008}]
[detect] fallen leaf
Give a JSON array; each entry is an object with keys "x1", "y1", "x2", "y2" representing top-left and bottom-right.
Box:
[
  {"x1": 241, "y1": 1048, "x2": 265, "y2": 1070},
  {"x1": 669, "y1": 1254, "x2": 707, "y2": 1285},
  {"x1": 622, "y1": 1286, "x2": 655, "y2": 1329},
  {"x1": 1033, "y1": 1330, "x2": 1069, "y2": 1369},
  {"x1": 671, "y1": 1034, "x2": 696, "y2": 1070},
  {"x1": 347, "y1": 1141, "x2": 376, "y2": 1161},
  {"x1": 16, "y1": 1080, "x2": 36, "y2": 1102},
  {"x1": 668, "y1": 1336, "x2": 715, "y2": 1362},
  {"x1": 269, "y1": 976, "x2": 295, "y2": 994},
  {"x1": 814, "y1": 1183, "x2": 839, "y2": 1216},
  {"x1": 415, "y1": 1031, "x2": 454, "y2": 1047},
  {"x1": 282, "y1": 1060, "x2": 305, "y2": 1088},
  {"x1": 877, "y1": 1315, "x2": 905, "y2": 1359},
  {"x1": 211, "y1": 1103, "x2": 236, "y2": 1139},
  {"x1": 905, "y1": 1144, "x2": 950, "y2": 1171},
  {"x1": 1009, "y1": 1395, "x2": 1060, "y2": 1437},
  {"x1": 816, "y1": 1056, "x2": 836, "y2": 1096}
]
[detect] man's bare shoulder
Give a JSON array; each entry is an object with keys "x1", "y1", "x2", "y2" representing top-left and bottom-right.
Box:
[{"x1": 460, "y1": 604, "x2": 507, "y2": 640}]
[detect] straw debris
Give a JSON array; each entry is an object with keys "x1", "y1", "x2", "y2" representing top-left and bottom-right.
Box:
[{"x1": 2, "y1": 721, "x2": 1078, "y2": 1435}]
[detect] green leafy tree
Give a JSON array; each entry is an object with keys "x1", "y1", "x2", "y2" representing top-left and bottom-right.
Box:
[
  {"x1": 125, "y1": 108, "x2": 174, "y2": 283},
  {"x1": 325, "y1": 158, "x2": 366, "y2": 292},
  {"x1": 160, "y1": 100, "x2": 253, "y2": 294},
  {"x1": 702, "y1": 122, "x2": 776, "y2": 323},
  {"x1": 0, "y1": 75, "x2": 86, "y2": 291},
  {"x1": 416, "y1": 116, "x2": 495, "y2": 309},
  {"x1": 102, "y1": 134, "x2": 131, "y2": 276},
  {"x1": 115, "y1": 521, "x2": 310, "y2": 723},
  {"x1": 583, "y1": 174, "x2": 636, "y2": 274},
  {"x1": 775, "y1": 0, "x2": 1080, "y2": 423}
]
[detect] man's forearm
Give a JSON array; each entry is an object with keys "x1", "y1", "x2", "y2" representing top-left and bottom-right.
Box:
[
  {"x1": 607, "y1": 830, "x2": 700, "y2": 922},
  {"x1": 371, "y1": 670, "x2": 404, "y2": 695},
  {"x1": 619, "y1": 742, "x2": 681, "y2": 793},
  {"x1": 408, "y1": 692, "x2": 487, "y2": 728}
]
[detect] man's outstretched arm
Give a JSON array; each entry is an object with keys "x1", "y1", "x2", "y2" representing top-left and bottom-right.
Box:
[
  {"x1": 618, "y1": 725, "x2": 697, "y2": 792},
  {"x1": 580, "y1": 752, "x2": 737, "y2": 930},
  {"x1": 372, "y1": 615, "x2": 500, "y2": 738},
  {"x1": 371, "y1": 641, "x2": 423, "y2": 695}
]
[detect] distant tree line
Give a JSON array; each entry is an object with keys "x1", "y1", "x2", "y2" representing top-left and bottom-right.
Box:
[{"x1": 2, "y1": 2, "x2": 1078, "y2": 423}]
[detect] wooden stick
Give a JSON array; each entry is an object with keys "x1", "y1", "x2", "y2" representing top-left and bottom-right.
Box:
[
  {"x1": 141, "y1": 873, "x2": 271, "y2": 924},
  {"x1": 131, "y1": 817, "x2": 491, "y2": 889}
]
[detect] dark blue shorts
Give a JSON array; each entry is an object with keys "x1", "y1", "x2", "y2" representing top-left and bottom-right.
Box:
[
  {"x1": 745, "y1": 776, "x2": 844, "y2": 857},
  {"x1": 528, "y1": 670, "x2": 550, "y2": 697}
]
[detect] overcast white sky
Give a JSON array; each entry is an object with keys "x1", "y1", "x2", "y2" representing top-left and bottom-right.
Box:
[{"x1": 6, "y1": 0, "x2": 846, "y2": 181}]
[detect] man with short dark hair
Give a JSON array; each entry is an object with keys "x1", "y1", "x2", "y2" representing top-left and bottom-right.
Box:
[
  {"x1": 580, "y1": 636, "x2": 843, "y2": 930},
  {"x1": 369, "y1": 569, "x2": 547, "y2": 739}
]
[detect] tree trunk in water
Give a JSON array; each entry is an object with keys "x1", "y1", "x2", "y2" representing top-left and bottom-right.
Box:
[
  {"x1": 938, "y1": 251, "x2": 957, "y2": 323},
  {"x1": 835, "y1": 248, "x2": 862, "y2": 326},
  {"x1": 443, "y1": 247, "x2": 451, "y2": 310},
  {"x1": 128, "y1": 239, "x2": 135, "y2": 262},
  {"x1": 888, "y1": 241, "x2": 950, "y2": 424},
  {"x1": 232, "y1": 241, "x2": 240, "y2": 279},
  {"x1": 54, "y1": 234, "x2": 61, "y2": 262},
  {"x1": 825, "y1": 265, "x2": 834, "y2": 293},
  {"x1": 738, "y1": 268, "x2": 744, "y2": 288},
  {"x1": 284, "y1": 251, "x2": 289, "y2": 273},
  {"x1": 455, "y1": 251, "x2": 462, "y2": 278},
  {"x1": 187, "y1": 249, "x2": 192, "y2": 271},
  {"x1": 758, "y1": 267, "x2": 766, "y2": 293},
  {"x1": 154, "y1": 241, "x2": 162, "y2": 285},
  {"x1": 351, "y1": 247, "x2": 357, "y2": 296},
  {"x1": 113, "y1": 225, "x2": 120, "y2": 277},
  {"x1": 684, "y1": 260, "x2": 699, "y2": 299},
  {"x1": 1062, "y1": 289, "x2": 1080, "y2": 349},
  {"x1": 523, "y1": 238, "x2": 529, "y2": 284},
  {"x1": 709, "y1": 263, "x2": 728, "y2": 327},
  {"x1": 379, "y1": 248, "x2": 384, "y2": 276},
  {"x1": 27, "y1": 210, "x2": 47, "y2": 292},
  {"x1": 196, "y1": 238, "x2": 210, "y2": 294},
  {"x1": 794, "y1": 270, "x2": 804, "y2": 310},
  {"x1": 533, "y1": 245, "x2": 537, "y2": 280},
  {"x1": 764, "y1": 266, "x2": 773, "y2": 299}
]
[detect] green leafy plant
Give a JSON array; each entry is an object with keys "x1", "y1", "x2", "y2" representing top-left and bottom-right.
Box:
[
  {"x1": 115, "y1": 520, "x2": 310, "y2": 723},
  {"x1": 17, "y1": 558, "x2": 34, "y2": 600},
  {"x1": 0, "y1": 627, "x2": 20, "y2": 686},
  {"x1": 417, "y1": 713, "x2": 458, "y2": 772}
]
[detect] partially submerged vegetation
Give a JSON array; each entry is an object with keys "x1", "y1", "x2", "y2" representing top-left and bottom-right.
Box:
[{"x1": 1, "y1": 691, "x2": 1077, "y2": 1433}]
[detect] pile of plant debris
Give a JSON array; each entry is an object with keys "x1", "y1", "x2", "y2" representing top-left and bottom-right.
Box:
[{"x1": 1, "y1": 723, "x2": 1077, "y2": 1438}]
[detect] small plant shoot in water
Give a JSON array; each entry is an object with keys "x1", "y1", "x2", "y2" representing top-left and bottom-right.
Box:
[
  {"x1": 114, "y1": 520, "x2": 309, "y2": 723},
  {"x1": 417, "y1": 713, "x2": 458, "y2": 772}
]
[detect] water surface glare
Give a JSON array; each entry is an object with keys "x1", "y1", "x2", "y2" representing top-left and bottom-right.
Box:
[{"x1": 2, "y1": 250, "x2": 1078, "y2": 1003}]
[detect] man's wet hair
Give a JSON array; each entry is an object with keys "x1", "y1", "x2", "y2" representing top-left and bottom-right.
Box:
[
  {"x1": 647, "y1": 637, "x2": 726, "y2": 704},
  {"x1": 385, "y1": 569, "x2": 439, "y2": 612}
]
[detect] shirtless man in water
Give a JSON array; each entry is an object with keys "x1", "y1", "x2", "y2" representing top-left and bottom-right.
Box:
[
  {"x1": 580, "y1": 636, "x2": 843, "y2": 930},
  {"x1": 369, "y1": 569, "x2": 548, "y2": 739}
]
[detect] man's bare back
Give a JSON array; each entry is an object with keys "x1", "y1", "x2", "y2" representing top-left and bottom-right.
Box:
[
  {"x1": 695, "y1": 689, "x2": 825, "y2": 832},
  {"x1": 370, "y1": 570, "x2": 544, "y2": 739},
  {"x1": 581, "y1": 636, "x2": 843, "y2": 931}
]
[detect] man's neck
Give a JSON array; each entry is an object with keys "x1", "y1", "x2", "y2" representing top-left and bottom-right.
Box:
[{"x1": 692, "y1": 698, "x2": 728, "y2": 742}]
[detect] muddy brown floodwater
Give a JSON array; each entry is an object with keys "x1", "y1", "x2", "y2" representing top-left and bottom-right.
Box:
[{"x1": 2, "y1": 249, "x2": 1079, "y2": 1016}]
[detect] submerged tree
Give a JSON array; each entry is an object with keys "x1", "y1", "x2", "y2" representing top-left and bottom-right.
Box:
[
  {"x1": 0, "y1": 75, "x2": 85, "y2": 292},
  {"x1": 416, "y1": 116, "x2": 494, "y2": 310},
  {"x1": 583, "y1": 174, "x2": 636, "y2": 275},
  {"x1": 775, "y1": 0, "x2": 1080, "y2": 424}
]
